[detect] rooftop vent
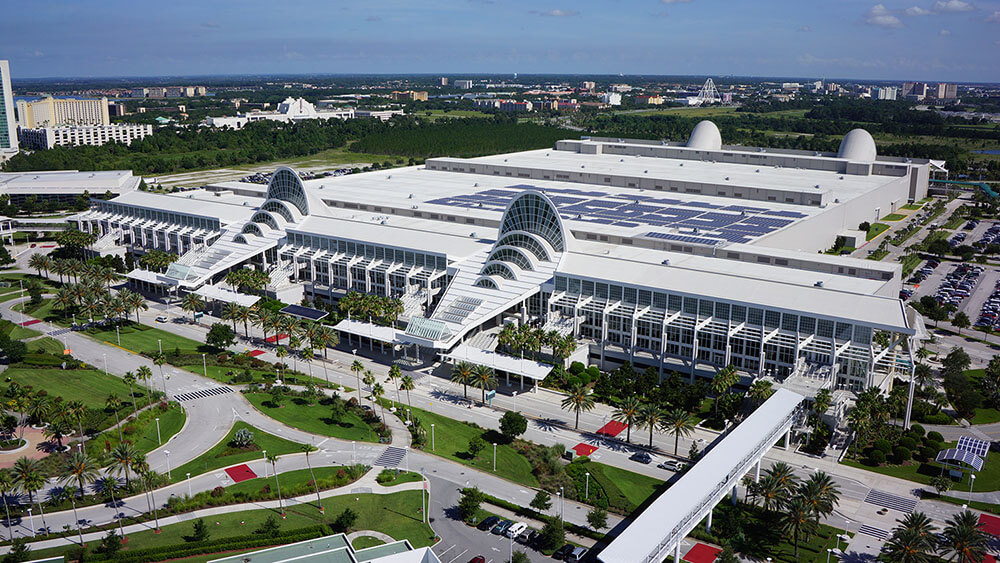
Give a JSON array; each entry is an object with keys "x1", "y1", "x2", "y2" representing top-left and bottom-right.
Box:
[
  {"x1": 408, "y1": 193, "x2": 414, "y2": 199},
  {"x1": 387, "y1": 175, "x2": 391, "y2": 179},
  {"x1": 814, "y1": 281, "x2": 824, "y2": 288},
  {"x1": 725, "y1": 177, "x2": 730, "y2": 181},
  {"x1": 470, "y1": 232, "x2": 476, "y2": 237},
  {"x1": 661, "y1": 259, "x2": 671, "y2": 266}
]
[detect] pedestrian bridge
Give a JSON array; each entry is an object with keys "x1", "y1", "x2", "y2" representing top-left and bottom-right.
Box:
[{"x1": 597, "y1": 388, "x2": 804, "y2": 563}]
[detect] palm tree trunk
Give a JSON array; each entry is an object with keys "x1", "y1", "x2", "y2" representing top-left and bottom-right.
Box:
[
  {"x1": 1, "y1": 495, "x2": 11, "y2": 541},
  {"x1": 675, "y1": 434, "x2": 680, "y2": 455},
  {"x1": 36, "y1": 498, "x2": 47, "y2": 533},
  {"x1": 575, "y1": 410, "x2": 580, "y2": 429},
  {"x1": 129, "y1": 387, "x2": 137, "y2": 418},
  {"x1": 113, "y1": 410, "x2": 122, "y2": 441},
  {"x1": 306, "y1": 455, "x2": 321, "y2": 510},
  {"x1": 272, "y1": 463, "x2": 284, "y2": 514}
]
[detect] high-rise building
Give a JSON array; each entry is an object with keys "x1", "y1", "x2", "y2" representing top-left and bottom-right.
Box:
[
  {"x1": 18, "y1": 123, "x2": 153, "y2": 150},
  {"x1": 875, "y1": 87, "x2": 898, "y2": 100},
  {"x1": 601, "y1": 92, "x2": 623, "y2": 106},
  {"x1": 901, "y1": 82, "x2": 927, "y2": 100},
  {"x1": 130, "y1": 88, "x2": 149, "y2": 99},
  {"x1": 16, "y1": 96, "x2": 110, "y2": 128},
  {"x1": 438, "y1": 77, "x2": 448, "y2": 86},
  {"x1": 454, "y1": 80, "x2": 474, "y2": 89},
  {"x1": 0, "y1": 60, "x2": 18, "y2": 158},
  {"x1": 580, "y1": 81, "x2": 596, "y2": 91},
  {"x1": 935, "y1": 83, "x2": 958, "y2": 99}
]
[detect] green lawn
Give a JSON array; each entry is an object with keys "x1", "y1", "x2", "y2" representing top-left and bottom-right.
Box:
[
  {"x1": 0, "y1": 318, "x2": 42, "y2": 340},
  {"x1": 87, "y1": 322, "x2": 209, "y2": 356},
  {"x1": 866, "y1": 223, "x2": 890, "y2": 241},
  {"x1": 882, "y1": 213, "x2": 907, "y2": 221},
  {"x1": 27, "y1": 490, "x2": 432, "y2": 561},
  {"x1": 171, "y1": 421, "x2": 304, "y2": 480},
  {"x1": 181, "y1": 363, "x2": 340, "y2": 390},
  {"x1": 566, "y1": 459, "x2": 664, "y2": 513},
  {"x1": 901, "y1": 203, "x2": 925, "y2": 210},
  {"x1": 28, "y1": 336, "x2": 66, "y2": 355},
  {"x1": 85, "y1": 402, "x2": 186, "y2": 459},
  {"x1": 591, "y1": 462, "x2": 662, "y2": 507},
  {"x1": 842, "y1": 444, "x2": 1000, "y2": 491},
  {"x1": 244, "y1": 392, "x2": 379, "y2": 443},
  {"x1": 964, "y1": 370, "x2": 1000, "y2": 424},
  {"x1": 386, "y1": 399, "x2": 539, "y2": 487},
  {"x1": 3, "y1": 367, "x2": 144, "y2": 410},
  {"x1": 352, "y1": 536, "x2": 386, "y2": 549}
]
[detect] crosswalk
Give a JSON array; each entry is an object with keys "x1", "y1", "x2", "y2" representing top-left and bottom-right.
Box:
[
  {"x1": 858, "y1": 524, "x2": 890, "y2": 541},
  {"x1": 374, "y1": 446, "x2": 406, "y2": 468},
  {"x1": 173, "y1": 386, "x2": 234, "y2": 402},
  {"x1": 47, "y1": 328, "x2": 71, "y2": 336},
  {"x1": 864, "y1": 489, "x2": 918, "y2": 513}
]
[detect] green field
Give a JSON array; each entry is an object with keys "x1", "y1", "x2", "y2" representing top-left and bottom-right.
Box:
[
  {"x1": 3, "y1": 367, "x2": 147, "y2": 410},
  {"x1": 87, "y1": 322, "x2": 209, "y2": 356},
  {"x1": 26, "y1": 490, "x2": 433, "y2": 561},
  {"x1": 244, "y1": 392, "x2": 379, "y2": 443},
  {"x1": 901, "y1": 203, "x2": 924, "y2": 211},
  {"x1": 842, "y1": 439, "x2": 1000, "y2": 491},
  {"x1": 86, "y1": 402, "x2": 186, "y2": 458},
  {"x1": 386, "y1": 400, "x2": 538, "y2": 487},
  {"x1": 0, "y1": 318, "x2": 42, "y2": 340},
  {"x1": 881, "y1": 213, "x2": 906, "y2": 221},
  {"x1": 171, "y1": 421, "x2": 304, "y2": 480},
  {"x1": 866, "y1": 223, "x2": 890, "y2": 241}
]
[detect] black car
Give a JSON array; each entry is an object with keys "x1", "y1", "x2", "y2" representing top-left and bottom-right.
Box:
[
  {"x1": 630, "y1": 451, "x2": 652, "y2": 464},
  {"x1": 477, "y1": 515, "x2": 500, "y2": 531},
  {"x1": 553, "y1": 544, "x2": 576, "y2": 559},
  {"x1": 518, "y1": 529, "x2": 539, "y2": 545}
]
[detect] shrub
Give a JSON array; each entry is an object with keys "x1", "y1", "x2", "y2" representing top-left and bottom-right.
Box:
[
  {"x1": 898, "y1": 437, "x2": 917, "y2": 451},
  {"x1": 918, "y1": 446, "x2": 936, "y2": 461},
  {"x1": 210, "y1": 486, "x2": 225, "y2": 498},
  {"x1": 921, "y1": 413, "x2": 952, "y2": 425},
  {"x1": 909, "y1": 423, "x2": 925, "y2": 437},
  {"x1": 230, "y1": 428, "x2": 255, "y2": 448},
  {"x1": 569, "y1": 362, "x2": 585, "y2": 375},
  {"x1": 867, "y1": 449, "x2": 886, "y2": 465},
  {"x1": 927, "y1": 431, "x2": 944, "y2": 443},
  {"x1": 873, "y1": 439, "x2": 892, "y2": 454},
  {"x1": 893, "y1": 446, "x2": 912, "y2": 464}
]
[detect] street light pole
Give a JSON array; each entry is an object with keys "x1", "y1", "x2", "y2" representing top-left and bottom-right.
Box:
[
  {"x1": 559, "y1": 486, "x2": 564, "y2": 521},
  {"x1": 431, "y1": 424, "x2": 435, "y2": 451},
  {"x1": 969, "y1": 474, "x2": 977, "y2": 506},
  {"x1": 492, "y1": 443, "x2": 497, "y2": 472},
  {"x1": 27, "y1": 507, "x2": 34, "y2": 537},
  {"x1": 158, "y1": 339, "x2": 162, "y2": 354},
  {"x1": 155, "y1": 417, "x2": 161, "y2": 444},
  {"x1": 585, "y1": 472, "x2": 590, "y2": 500},
  {"x1": 186, "y1": 473, "x2": 192, "y2": 497},
  {"x1": 202, "y1": 353, "x2": 207, "y2": 378},
  {"x1": 103, "y1": 353, "x2": 108, "y2": 377},
  {"x1": 352, "y1": 441, "x2": 356, "y2": 465},
  {"x1": 262, "y1": 450, "x2": 267, "y2": 478},
  {"x1": 164, "y1": 450, "x2": 171, "y2": 479}
]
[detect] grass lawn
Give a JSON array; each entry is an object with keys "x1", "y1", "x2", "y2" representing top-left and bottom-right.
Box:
[
  {"x1": 901, "y1": 254, "x2": 923, "y2": 277},
  {"x1": 28, "y1": 336, "x2": 66, "y2": 355},
  {"x1": 352, "y1": 536, "x2": 386, "y2": 549},
  {"x1": 86, "y1": 402, "x2": 186, "y2": 458},
  {"x1": 0, "y1": 318, "x2": 42, "y2": 340},
  {"x1": 882, "y1": 213, "x2": 907, "y2": 221},
  {"x1": 566, "y1": 459, "x2": 663, "y2": 513},
  {"x1": 87, "y1": 322, "x2": 210, "y2": 356},
  {"x1": 866, "y1": 223, "x2": 890, "y2": 240},
  {"x1": 964, "y1": 370, "x2": 1000, "y2": 424},
  {"x1": 841, "y1": 439, "x2": 1000, "y2": 491},
  {"x1": 377, "y1": 470, "x2": 424, "y2": 487},
  {"x1": 385, "y1": 399, "x2": 538, "y2": 487},
  {"x1": 171, "y1": 421, "x2": 304, "y2": 480},
  {"x1": 592, "y1": 462, "x2": 662, "y2": 507},
  {"x1": 901, "y1": 203, "x2": 925, "y2": 210},
  {"x1": 244, "y1": 392, "x2": 379, "y2": 443},
  {"x1": 3, "y1": 367, "x2": 143, "y2": 410},
  {"x1": 27, "y1": 490, "x2": 432, "y2": 561},
  {"x1": 181, "y1": 364, "x2": 341, "y2": 390}
]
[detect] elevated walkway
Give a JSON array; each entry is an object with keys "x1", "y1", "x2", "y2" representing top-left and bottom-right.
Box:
[{"x1": 598, "y1": 389, "x2": 804, "y2": 563}]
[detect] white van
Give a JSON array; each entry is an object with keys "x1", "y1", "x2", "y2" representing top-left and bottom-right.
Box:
[{"x1": 505, "y1": 522, "x2": 527, "y2": 538}]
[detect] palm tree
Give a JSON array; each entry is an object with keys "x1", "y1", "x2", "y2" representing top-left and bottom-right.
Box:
[
  {"x1": 812, "y1": 388, "x2": 833, "y2": 418},
  {"x1": 939, "y1": 510, "x2": 989, "y2": 563},
  {"x1": 275, "y1": 346, "x2": 288, "y2": 381},
  {"x1": 12, "y1": 457, "x2": 48, "y2": 532},
  {"x1": 267, "y1": 453, "x2": 284, "y2": 515},
  {"x1": 766, "y1": 461, "x2": 800, "y2": 499},
  {"x1": 561, "y1": 384, "x2": 596, "y2": 430},
  {"x1": 0, "y1": 470, "x2": 13, "y2": 540},
  {"x1": 780, "y1": 496, "x2": 818, "y2": 561},
  {"x1": 757, "y1": 475, "x2": 786, "y2": 511},
  {"x1": 451, "y1": 361, "x2": 475, "y2": 400},
  {"x1": 54, "y1": 287, "x2": 75, "y2": 319},
  {"x1": 914, "y1": 363, "x2": 934, "y2": 391},
  {"x1": 884, "y1": 527, "x2": 937, "y2": 563},
  {"x1": 372, "y1": 383, "x2": 386, "y2": 421},
  {"x1": 300, "y1": 444, "x2": 322, "y2": 511},
  {"x1": 108, "y1": 443, "x2": 138, "y2": 488},
  {"x1": 400, "y1": 375, "x2": 415, "y2": 423},
  {"x1": 137, "y1": 365, "x2": 154, "y2": 408},
  {"x1": 234, "y1": 304, "x2": 254, "y2": 338},
  {"x1": 711, "y1": 365, "x2": 739, "y2": 416},
  {"x1": 222, "y1": 302, "x2": 243, "y2": 333},
  {"x1": 44, "y1": 419, "x2": 70, "y2": 450},
  {"x1": 896, "y1": 511, "x2": 938, "y2": 548},
  {"x1": 915, "y1": 346, "x2": 932, "y2": 363},
  {"x1": 473, "y1": 365, "x2": 497, "y2": 405},
  {"x1": 363, "y1": 370, "x2": 377, "y2": 412},
  {"x1": 388, "y1": 364, "x2": 403, "y2": 405},
  {"x1": 798, "y1": 471, "x2": 841, "y2": 520},
  {"x1": 613, "y1": 396, "x2": 642, "y2": 443},
  {"x1": 180, "y1": 292, "x2": 204, "y2": 323},
  {"x1": 26, "y1": 396, "x2": 51, "y2": 427},
  {"x1": 28, "y1": 253, "x2": 49, "y2": 277},
  {"x1": 66, "y1": 400, "x2": 87, "y2": 445},
  {"x1": 661, "y1": 409, "x2": 698, "y2": 456},
  {"x1": 123, "y1": 371, "x2": 139, "y2": 417},
  {"x1": 637, "y1": 404, "x2": 665, "y2": 447},
  {"x1": 121, "y1": 289, "x2": 147, "y2": 324},
  {"x1": 748, "y1": 380, "x2": 775, "y2": 407},
  {"x1": 154, "y1": 353, "x2": 167, "y2": 398},
  {"x1": 106, "y1": 394, "x2": 124, "y2": 441},
  {"x1": 351, "y1": 359, "x2": 364, "y2": 404}
]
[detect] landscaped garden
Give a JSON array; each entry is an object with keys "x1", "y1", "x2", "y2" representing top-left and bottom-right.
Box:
[
  {"x1": 244, "y1": 390, "x2": 383, "y2": 443},
  {"x1": 170, "y1": 421, "x2": 304, "y2": 481}
]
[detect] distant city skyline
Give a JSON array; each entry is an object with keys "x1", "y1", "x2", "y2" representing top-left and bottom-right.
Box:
[{"x1": 2, "y1": 0, "x2": 999, "y2": 82}]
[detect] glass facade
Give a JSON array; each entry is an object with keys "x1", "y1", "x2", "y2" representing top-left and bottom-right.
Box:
[
  {"x1": 265, "y1": 168, "x2": 309, "y2": 216},
  {"x1": 498, "y1": 192, "x2": 565, "y2": 252}
]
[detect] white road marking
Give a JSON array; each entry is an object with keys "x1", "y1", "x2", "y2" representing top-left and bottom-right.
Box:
[
  {"x1": 436, "y1": 544, "x2": 455, "y2": 556},
  {"x1": 447, "y1": 548, "x2": 468, "y2": 563}
]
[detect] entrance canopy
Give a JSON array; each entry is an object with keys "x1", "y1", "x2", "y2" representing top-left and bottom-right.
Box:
[
  {"x1": 194, "y1": 285, "x2": 261, "y2": 307},
  {"x1": 443, "y1": 344, "x2": 553, "y2": 381},
  {"x1": 280, "y1": 304, "x2": 328, "y2": 321},
  {"x1": 335, "y1": 318, "x2": 401, "y2": 344}
]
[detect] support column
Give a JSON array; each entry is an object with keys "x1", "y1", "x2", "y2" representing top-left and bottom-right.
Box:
[
  {"x1": 784, "y1": 428, "x2": 791, "y2": 450},
  {"x1": 755, "y1": 459, "x2": 761, "y2": 482},
  {"x1": 674, "y1": 542, "x2": 681, "y2": 563},
  {"x1": 731, "y1": 484, "x2": 738, "y2": 505},
  {"x1": 706, "y1": 510, "x2": 713, "y2": 534}
]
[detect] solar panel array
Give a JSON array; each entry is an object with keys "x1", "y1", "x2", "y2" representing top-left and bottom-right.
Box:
[
  {"x1": 957, "y1": 435, "x2": 991, "y2": 458},
  {"x1": 936, "y1": 448, "x2": 985, "y2": 472},
  {"x1": 426, "y1": 184, "x2": 807, "y2": 245},
  {"x1": 437, "y1": 295, "x2": 484, "y2": 324}
]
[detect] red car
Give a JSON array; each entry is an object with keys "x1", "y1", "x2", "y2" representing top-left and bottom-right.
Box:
[{"x1": 469, "y1": 557, "x2": 486, "y2": 563}]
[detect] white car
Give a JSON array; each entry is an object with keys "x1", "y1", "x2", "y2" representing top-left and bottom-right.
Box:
[
  {"x1": 505, "y1": 522, "x2": 527, "y2": 538},
  {"x1": 155, "y1": 315, "x2": 168, "y2": 323},
  {"x1": 657, "y1": 460, "x2": 685, "y2": 472}
]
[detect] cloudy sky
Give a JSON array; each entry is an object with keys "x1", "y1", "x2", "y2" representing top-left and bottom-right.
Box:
[{"x1": 2, "y1": 0, "x2": 999, "y2": 82}]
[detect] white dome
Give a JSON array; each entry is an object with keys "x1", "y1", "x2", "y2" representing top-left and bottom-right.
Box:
[
  {"x1": 838, "y1": 129, "x2": 877, "y2": 163},
  {"x1": 686, "y1": 120, "x2": 722, "y2": 151}
]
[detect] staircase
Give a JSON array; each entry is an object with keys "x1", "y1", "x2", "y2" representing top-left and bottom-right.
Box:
[
  {"x1": 92, "y1": 229, "x2": 123, "y2": 251},
  {"x1": 266, "y1": 262, "x2": 296, "y2": 290}
]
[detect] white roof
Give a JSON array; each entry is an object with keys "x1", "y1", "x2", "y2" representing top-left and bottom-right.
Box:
[
  {"x1": 0, "y1": 169, "x2": 140, "y2": 194},
  {"x1": 444, "y1": 344, "x2": 552, "y2": 380},
  {"x1": 293, "y1": 214, "x2": 486, "y2": 260},
  {"x1": 599, "y1": 389, "x2": 804, "y2": 563},
  {"x1": 111, "y1": 189, "x2": 259, "y2": 224},
  {"x1": 194, "y1": 285, "x2": 261, "y2": 307}
]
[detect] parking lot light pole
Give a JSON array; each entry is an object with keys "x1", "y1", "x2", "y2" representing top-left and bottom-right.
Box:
[
  {"x1": 492, "y1": 443, "x2": 496, "y2": 472},
  {"x1": 262, "y1": 450, "x2": 267, "y2": 478},
  {"x1": 202, "y1": 353, "x2": 208, "y2": 378},
  {"x1": 585, "y1": 472, "x2": 590, "y2": 500},
  {"x1": 431, "y1": 424, "x2": 435, "y2": 451},
  {"x1": 164, "y1": 450, "x2": 171, "y2": 479},
  {"x1": 155, "y1": 417, "x2": 161, "y2": 444},
  {"x1": 559, "y1": 486, "x2": 564, "y2": 521}
]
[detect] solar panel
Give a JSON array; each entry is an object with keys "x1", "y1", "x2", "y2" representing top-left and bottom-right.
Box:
[
  {"x1": 645, "y1": 232, "x2": 722, "y2": 246},
  {"x1": 936, "y1": 448, "x2": 984, "y2": 472},
  {"x1": 958, "y1": 436, "x2": 991, "y2": 457},
  {"x1": 280, "y1": 304, "x2": 329, "y2": 322}
]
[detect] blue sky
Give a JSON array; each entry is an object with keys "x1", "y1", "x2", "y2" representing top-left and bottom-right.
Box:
[{"x1": 2, "y1": 0, "x2": 999, "y2": 82}]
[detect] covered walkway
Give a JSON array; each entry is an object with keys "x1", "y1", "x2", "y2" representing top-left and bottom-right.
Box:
[{"x1": 598, "y1": 389, "x2": 804, "y2": 563}]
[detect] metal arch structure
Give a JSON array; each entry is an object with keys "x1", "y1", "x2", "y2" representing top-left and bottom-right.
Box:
[
  {"x1": 265, "y1": 167, "x2": 310, "y2": 217},
  {"x1": 694, "y1": 78, "x2": 722, "y2": 106}
]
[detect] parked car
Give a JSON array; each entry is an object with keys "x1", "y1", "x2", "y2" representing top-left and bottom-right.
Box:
[
  {"x1": 477, "y1": 516, "x2": 500, "y2": 531},
  {"x1": 657, "y1": 460, "x2": 685, "y2": 471},
  {"x1": 566, "y1": 547, "x2": 590, "y2": 562},
  {"x1": 630, "y1": 451, "x2": 652, "y2": 464},
  {"x1": 553, "y1": 544, "x2": 576, "y2": 560},
  {"x1": 469, "y1": 557, "x2": 486, "y2": 563},
  {"x1": 506, "y1": 522, "x2": 528, "y2": 538},
  {"x1": 517, "y1": 529, "x2": 538, "y2": 545},
  {"x1": 155, "y1": 315, "x2": 168, "y2": 323},
  {"x1": 492, "y1": 519, "x2": 513, "y2": 535}
]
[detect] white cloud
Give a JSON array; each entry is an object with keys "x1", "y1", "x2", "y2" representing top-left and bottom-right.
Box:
[
  {"x1": 904, "y1": 6, "x2": 932, "y2": 15},
  {"x1": 987, "y1": 10, "x2": 1000, "y2": 22},
  {"x1": 939, "y1": 28, "x2": 951, "y2": 35},
  {"x1": 865, "y1": 4, "x2": 903, "y2": 28},
  {"x1": 532, "y1": 9, "x2": 579, "y2": 16},
  {"x1": 933, "y1": 0, "x2": 974, "y2": 12}
]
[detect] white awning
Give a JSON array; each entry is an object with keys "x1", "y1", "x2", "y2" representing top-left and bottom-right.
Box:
[
  {"x1": 194, "y1": 285, "x2": 261, "y2": 307},
  {"x1": 443, "y1": 344, "x2": 553, "y2": 380},
  {"x1": 125, "y1": 268, "x2": 178, "y2": 286},
  {"x1": 335, "y1": 318, "x2": 402, "y2": 344}
]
